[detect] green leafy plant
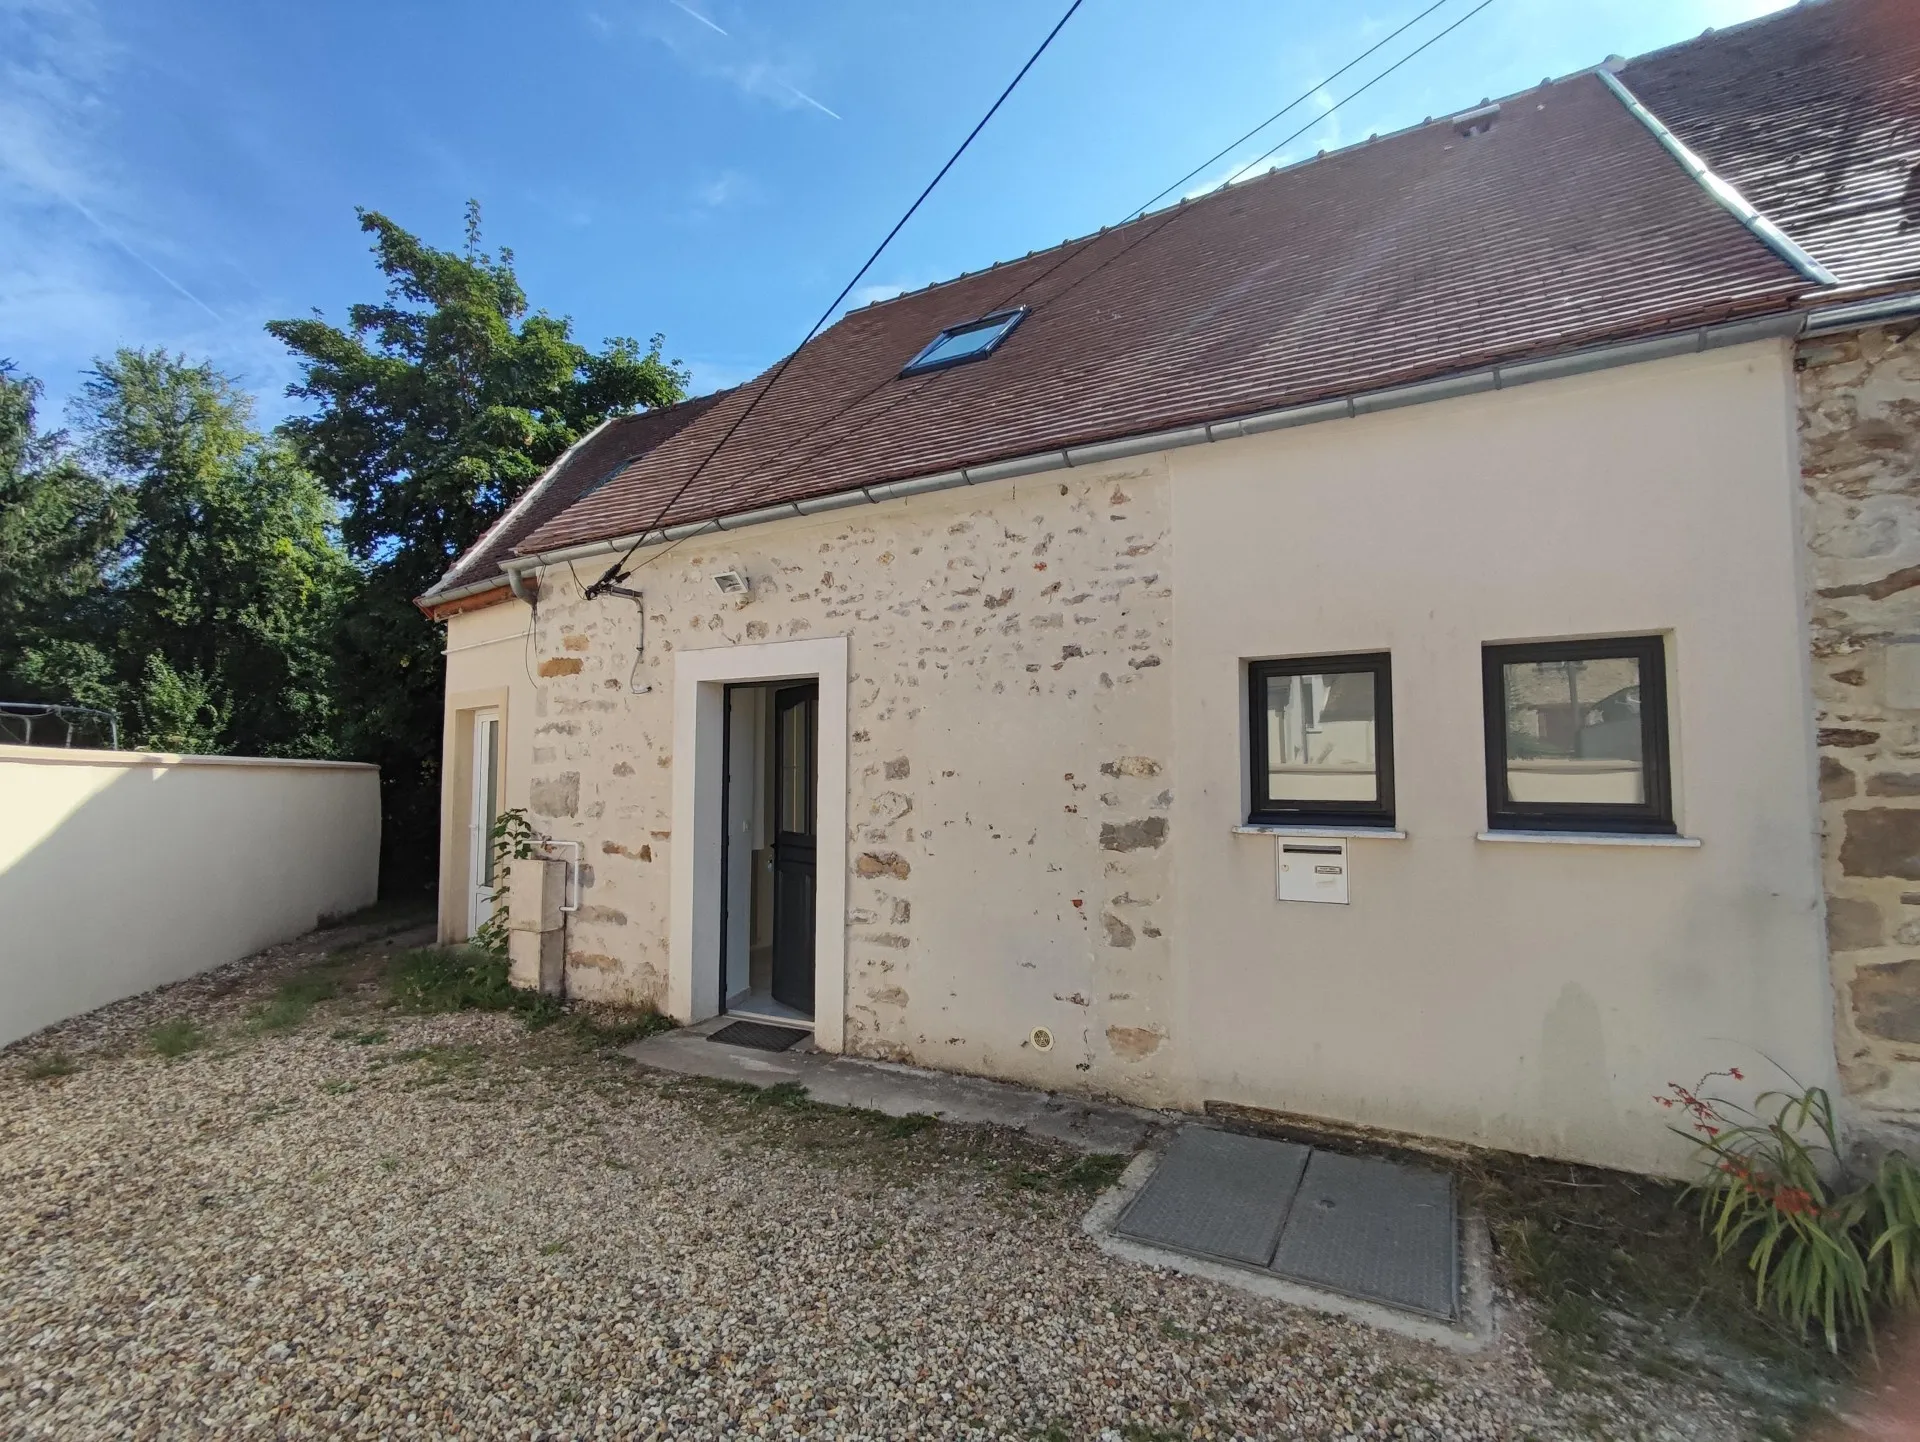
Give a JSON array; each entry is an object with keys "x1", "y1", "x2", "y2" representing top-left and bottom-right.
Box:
[
  {"x1": 23, "y1": 1050, "x2": 79, "y2": 1079},
  {"x1": 149, "y1": 1018, "x2": 208, "y2": 1057},
  {"x1": 387, "y1": 945, "x2": 521, "y2": 1013},
  {"x1": 1662, "y1": 1069, "x2": 1920, "y2": 1351},
  {"x1": 472, "y1": 807, "x2": 543, "y2": 954}
]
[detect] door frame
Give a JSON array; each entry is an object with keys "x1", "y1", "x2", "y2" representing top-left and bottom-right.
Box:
[
  {"x1": 669, "y1": 635, "x2": 849, "y2": 1050},
  {"x1": 467, "y1": 708, "x2": 502, "y2": 936}
]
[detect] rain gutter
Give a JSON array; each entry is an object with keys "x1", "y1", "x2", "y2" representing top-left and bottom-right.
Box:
[
  {"x1": 502, "y1": 309, "x2": 1802, "y2": 582},
  {"x1": 1799, "y1": 290, "x2": 1920, "y2": 338}
]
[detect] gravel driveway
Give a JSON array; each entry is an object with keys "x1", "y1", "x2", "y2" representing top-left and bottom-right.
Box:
[{"x1": 0, "y1": 920, "x2": 1812, "y2": 1439}]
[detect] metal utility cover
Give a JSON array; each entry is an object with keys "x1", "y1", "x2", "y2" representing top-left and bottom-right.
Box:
[
  {"x1": 1268, "y1": 1149, "x2": 1458, "y2": 1319},
  {"x1": 1114, "y1": 1127, "x2": 1310, "y2": 1265}
]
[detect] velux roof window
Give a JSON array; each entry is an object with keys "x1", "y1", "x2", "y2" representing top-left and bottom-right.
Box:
[{"x1": 899, "y1": 307, "x2": 1028, "y2": 376}]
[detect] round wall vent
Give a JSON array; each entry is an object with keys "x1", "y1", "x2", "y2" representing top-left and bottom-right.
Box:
[{"x1": 1029, "y1": 1026, "x2": 1055, "y2": 1052}]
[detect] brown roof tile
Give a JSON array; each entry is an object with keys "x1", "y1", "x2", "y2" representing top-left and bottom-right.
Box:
[
  {"x1": 521, "y1": 70, "x2": 1806, "y2": 559},
  {"x1": 421, "y1": 392, "x2": 724, "y2": 600},
  {"x1": 1623, "y1": 0, "x2": 1920, "y2": 290}
]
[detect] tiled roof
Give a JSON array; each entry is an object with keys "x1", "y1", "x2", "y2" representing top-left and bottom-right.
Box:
[
  {"x1": 420, "y1": 393, "x2": 724, "y2": 602},
  {"x1": 518, "y1": 70, "x2": 1806, "y2": 558},
  {"x1": 1622, "y1": 0, "x2": 1920, "y2": 291}
]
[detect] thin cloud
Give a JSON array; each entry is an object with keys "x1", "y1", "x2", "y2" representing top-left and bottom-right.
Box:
[{"x1": 664, "y1": 0, "x2": 727, "y2": 37}]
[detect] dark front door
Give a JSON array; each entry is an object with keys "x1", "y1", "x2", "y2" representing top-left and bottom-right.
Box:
[{"x1": 770, "y1": 683, "x2": 818, "y2": 1014}]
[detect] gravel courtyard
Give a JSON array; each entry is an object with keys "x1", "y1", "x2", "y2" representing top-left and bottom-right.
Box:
[{"x1": 0, "y1": 917, "x2": 1856, "y2": 1439}]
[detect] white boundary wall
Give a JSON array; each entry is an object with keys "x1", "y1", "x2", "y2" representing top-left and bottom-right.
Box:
[{"x1": 0, "y1": 746, "x2": 380, "y2": 1046}]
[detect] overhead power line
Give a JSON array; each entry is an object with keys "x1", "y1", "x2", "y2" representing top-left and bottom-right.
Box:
[
  {"x1": 585, "y1": 0, "x2": 1087, "y2": 596},
  {"x1": 1218, "y1": 0, "x2": 1496, "y2": 186},
  {"x1": 1129, "y1": 0, "x2": 1456, "y2": 219},
  {"x1": 732, "y1": 0, "x2": 1499, "y2": 500}
]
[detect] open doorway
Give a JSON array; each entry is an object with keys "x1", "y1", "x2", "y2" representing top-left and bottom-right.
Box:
[{"x1": 721, "y1": 681, "x2": 818, "y2": 1024}]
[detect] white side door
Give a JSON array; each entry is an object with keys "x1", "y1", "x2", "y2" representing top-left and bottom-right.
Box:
[{"x1": 468, "y1": 710, "x2": 502, "y2": 936}]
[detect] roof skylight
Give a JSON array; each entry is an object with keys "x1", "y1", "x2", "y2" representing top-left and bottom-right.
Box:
[{"x1": 900, "y1": 307, "x2": 1028, "y2": 376}]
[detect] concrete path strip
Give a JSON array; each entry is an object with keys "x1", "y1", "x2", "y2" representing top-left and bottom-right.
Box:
[{"x1": 623, "y1": 1018, "x2": 1161, "y2": 1153}]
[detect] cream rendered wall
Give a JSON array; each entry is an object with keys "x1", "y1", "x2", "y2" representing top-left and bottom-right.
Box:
[
  {"x1": 0, "y1": 746, "x2": 379, "y2": 1046},
  {"x1": 521, "y1": 466, "x2": 1180, "y2": 1101},
  {"x1": 1166, "y1": 341, "x2": 1834, "y2": 1174},
  {"x1": 438, "y1": 596, "x2": 535, "y2": 942}
]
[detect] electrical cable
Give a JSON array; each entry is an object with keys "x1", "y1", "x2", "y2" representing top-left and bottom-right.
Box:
[
  {"x1": 585, "y1": 0, "x2": 1087, "y2": 596},
  {"x1": 723, "y1": 0, "x2": 1499, "y2": 503},
  {"x1": 1128, "y1": 0, "x2": 1456, "y2": 220}
]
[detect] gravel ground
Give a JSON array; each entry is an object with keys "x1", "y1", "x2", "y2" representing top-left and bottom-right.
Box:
[{"x1": 0, "y1": 919, "x2": 1829, "y2": 1440}]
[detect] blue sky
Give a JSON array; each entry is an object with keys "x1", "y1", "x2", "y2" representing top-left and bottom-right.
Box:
[{"x1": 2, "y1": 0, "x2": 1792, "y2": 426}]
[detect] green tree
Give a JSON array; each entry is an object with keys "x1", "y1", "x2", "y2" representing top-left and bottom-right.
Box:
[
  {"x1": 268, "y1": 202, "x2": 687, "y2": 890},
  {"x1": 0, "y1": 362, "x2": 127, "y2": 723},
  {"x1": 69, "y1": 349, "x2": 352, "y2": 756}
]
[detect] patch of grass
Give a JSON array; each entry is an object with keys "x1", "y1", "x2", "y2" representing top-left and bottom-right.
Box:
[
  {"x1": 539, "y1": 1240, "x2": 571, "y2": 1256},
  {"x1": 23, "y1": 1051, "x2": 79, "y2": 1079},
  {"x1": 330, "y1": 1026, "x2": 389, "y2": 1045},
  {"x1": 381, "y1": 947, "x2": 677, "y2": 1052},
  {"x1": 386, "y1": 946, "x2": 521, "y2": 1013},
  {"x1": 659, "y1": 1074, "x2": 1138, "y2": 1205},
  {"x1": 321, "y1": 1079, "x2": 359, "y2": 1096},
  {"x1": 1466, "y1": 1153, "x2": 1845, "y2": 1411},
  {"x1": 149, "y1": 1018, "x2": 208, "y2": 1057},
  {"x1": 1055, "y1": 1152, "x2": 1128, "y2": 1196},
  {"x1": 251, "y1": 969, "x2": 342, "y2": 1032},
  {"x1": 377, "y1": 1156, "x2": 399, "y2": 1173}
]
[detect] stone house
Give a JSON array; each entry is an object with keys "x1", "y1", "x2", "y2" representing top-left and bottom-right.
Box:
[{"x1": 418, "y1": 0, "x2": 1920, "y2": 1174}]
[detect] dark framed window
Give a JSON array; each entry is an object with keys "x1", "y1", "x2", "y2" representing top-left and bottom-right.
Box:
[
  {"x1": 1248, "y1": 653, "x2": 1394, "y2": 827},
  {"x1": 899, "y1": 307, "x2": 1028, "y2": 376},
  {"x1": 1482, "y1": 635, "x2": 1673, "y2": 834}
]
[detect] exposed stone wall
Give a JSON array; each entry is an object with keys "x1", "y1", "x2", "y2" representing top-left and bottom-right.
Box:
[
  {"x1": 520, "y1": 461, "x2": 1181, "y2": 1104},
  {"x1": 1801, "y1": 321, "x2": 1920, "y2": 1142}
]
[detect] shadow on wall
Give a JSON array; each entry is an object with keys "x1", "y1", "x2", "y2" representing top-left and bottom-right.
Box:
[{"x1": 0, "y1": 750, "x2": 380, "y2": 1046}]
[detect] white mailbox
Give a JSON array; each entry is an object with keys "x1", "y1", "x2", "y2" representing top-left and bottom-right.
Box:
[{"x1": 1277, "y1": 838, "x2": 1349, "y2": 904}]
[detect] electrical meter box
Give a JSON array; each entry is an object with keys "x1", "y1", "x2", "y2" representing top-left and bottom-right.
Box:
[{"x1": 1277, "y1": 839, "x2": 1349, "y2": 904}]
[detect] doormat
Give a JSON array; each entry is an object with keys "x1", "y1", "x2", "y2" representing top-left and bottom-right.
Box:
[
  {"x1": 708, "y1": 1020, "x2": 810, "y2": 1052},
  {"x1": 1114, "y1": 1125, "x2": 1458, "y2": 1320}
]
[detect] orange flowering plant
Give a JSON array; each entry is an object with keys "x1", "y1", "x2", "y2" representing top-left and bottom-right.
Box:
[{"x1": 1660, "y1": 1069, "x2": 1920, "y2": 1352}]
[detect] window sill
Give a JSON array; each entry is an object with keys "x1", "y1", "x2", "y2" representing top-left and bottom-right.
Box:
[
  {"x1": 1476, "y1": 830, "x2": 1700, "y2": 848},
  {"x1": 1234, "y1": 823, "x2": 1408, "y2": 840}
]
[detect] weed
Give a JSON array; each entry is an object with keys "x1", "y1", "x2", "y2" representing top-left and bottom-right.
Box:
[
  {"x1": 251, "y1": 970, "x2": 342, "y2": 1032},
  {"x1": 394, "y1": 1043, "x2": 486, "y2": 1085},
  {"x1": 539, "y1": 1240, "x2": 571, "y2": 1256},
  {"x1": 377, "y1": 1156, "x2": 399, "y2": 1173},
  {"x1": 23, "y1": 1051, "x2": 78, "y2": 1079},
  {"x1": 1032, "y1": 1423, "x2": 1072, "y2": 1442},
  {"x1": 321, "y1": 1080, "x2": 359, "y2": 1096},
  {"x1": 386, "y1": 946, "x2": 520, "y2": 1013},
  {"x1": 1158, "y1": 1318, "x2": 1192, "y2": 1341},
  {"x1": 1055, "y1": 1153, "x2": 1128, "y2": 1196},
  {"x1": 881, "y1": 1111, "x2": 938, "y2": 1139},
  {"x1": 149, "y1": 1018, "x2": 208, "y2": 1057},
  {"x1": 1466, "y1": 1151, "x2": 1843, "y2": 1404}
]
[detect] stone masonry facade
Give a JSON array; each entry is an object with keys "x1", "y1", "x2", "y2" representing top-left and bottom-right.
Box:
[
  {"x1": 520, "y1": 461, "x2": 1183, "y2": 1106},
  {"x1": 1801, "y1": 320, "x2": 1920, "y2": 1143}
]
